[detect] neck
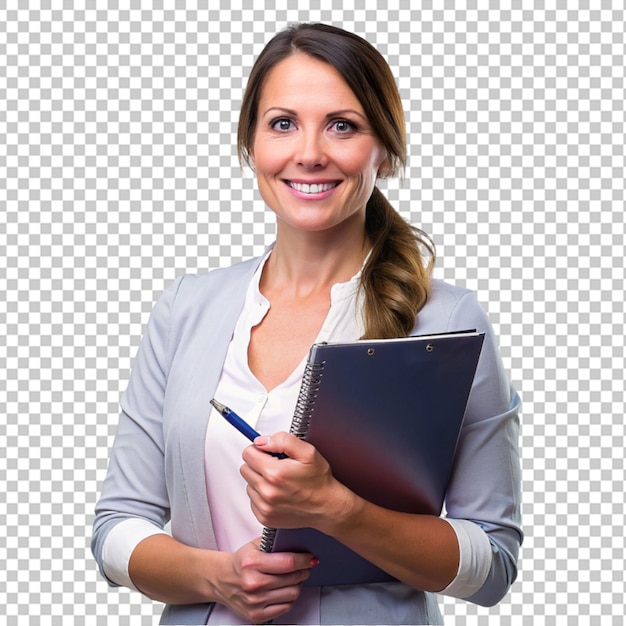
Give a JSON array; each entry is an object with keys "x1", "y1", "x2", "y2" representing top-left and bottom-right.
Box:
[{"x1": 262, "y1": 222, "x2": 370, "y2": 300}]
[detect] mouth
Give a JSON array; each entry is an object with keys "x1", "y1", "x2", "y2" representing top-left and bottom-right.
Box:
[{"x1": 286, "y1": 181, "x2": 341, "y2": 195}]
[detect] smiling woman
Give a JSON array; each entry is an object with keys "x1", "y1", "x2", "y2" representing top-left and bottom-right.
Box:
[
  {"x1": 250, "y1": 53, "x2": 387, "y2": 238},
  {"x1": 92, "y1": 22, "x2": 522, "y2": 626},
  {"x1": 238, "y1": 24, "x2": 434, "y2": 341}
]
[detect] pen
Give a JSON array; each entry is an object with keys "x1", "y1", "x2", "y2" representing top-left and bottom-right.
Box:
[{"x1": 210, "y1": 398, "x2": 287, "y2": 459}]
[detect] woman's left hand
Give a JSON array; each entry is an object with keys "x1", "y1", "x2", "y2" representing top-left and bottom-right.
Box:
[{"x1": 240, "y1": 432, "x2": 352, "y2": 531}]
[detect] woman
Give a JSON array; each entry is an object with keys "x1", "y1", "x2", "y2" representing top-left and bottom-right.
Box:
[{"x1": 92, "y1": 23, "x2": 522, "y2": 625}]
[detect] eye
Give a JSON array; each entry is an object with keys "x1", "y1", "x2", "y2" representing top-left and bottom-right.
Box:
[
  {"x1": 330, "y1": 119, "x2": 357, "y2": 134},
  {"x1": 271, "y1": 118, "x2": 295, "y2": 132}
]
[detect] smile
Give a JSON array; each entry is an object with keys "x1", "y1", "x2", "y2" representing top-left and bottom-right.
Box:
[{"x1": 287, "y1": 181, "x2": 340, "y2": 194}]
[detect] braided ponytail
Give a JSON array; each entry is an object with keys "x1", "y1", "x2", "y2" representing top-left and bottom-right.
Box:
[{"x1": 360, "y1": 187, "x2": 435, "y2": 339}]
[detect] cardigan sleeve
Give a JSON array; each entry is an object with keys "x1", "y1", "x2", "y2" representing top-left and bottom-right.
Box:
[
  {"x1": 441, "y1": 290, "x2": 523, "y2": 606},
  {"x1": 91, "y1": 276, "x2": 184, "y2": 585}
]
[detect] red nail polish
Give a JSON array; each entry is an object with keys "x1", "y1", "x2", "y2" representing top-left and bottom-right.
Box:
[{"x1": 310, "y1": 557, "x2": 320, "y2": 567}]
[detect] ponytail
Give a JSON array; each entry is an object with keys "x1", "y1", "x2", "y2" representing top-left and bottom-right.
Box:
[{"x1": 360, "y1": 187, "x2": 435, "y2": 339}]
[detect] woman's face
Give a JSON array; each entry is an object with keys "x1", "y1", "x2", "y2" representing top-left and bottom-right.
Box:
[{"x1": 250, "y1": 53, "x2": 387, "y2": 236}]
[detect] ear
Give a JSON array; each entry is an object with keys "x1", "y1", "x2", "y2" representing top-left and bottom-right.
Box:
[
  {"x1": 377, "y1": 156, "x2": 392, "y2": 179},
  {"x1": 246, "y1": 149, "x2": 256, "y2": 173}
]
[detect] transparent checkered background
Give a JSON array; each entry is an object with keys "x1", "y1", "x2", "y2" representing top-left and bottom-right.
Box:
[{"x1": 1, "y1": 2, "x2": 624, "y2": 624}]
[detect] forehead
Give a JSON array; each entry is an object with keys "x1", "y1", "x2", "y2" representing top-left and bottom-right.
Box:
[{"x1": 258, "y1": 53, "x2": 363, "y2": 112}]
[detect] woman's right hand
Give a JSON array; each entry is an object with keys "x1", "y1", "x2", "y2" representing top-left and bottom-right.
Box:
[
  {"x1": 210, "y1": 538, "x2": 316, "y2": 624},
  {"x1": 129, "y1": 533, "x2": 315, "y2": 623}
]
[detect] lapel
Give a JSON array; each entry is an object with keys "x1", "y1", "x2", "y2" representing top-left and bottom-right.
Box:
[{"x1": 162, "y1": 254, "x2": 265, "y2": 549}]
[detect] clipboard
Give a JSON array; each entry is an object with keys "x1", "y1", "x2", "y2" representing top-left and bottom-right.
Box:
[{"x1": 260, "y1": 330, "x2": 485, "y2": 587}]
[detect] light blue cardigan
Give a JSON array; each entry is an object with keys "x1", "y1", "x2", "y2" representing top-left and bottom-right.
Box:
[{"x1": 92, "y1": 253, "x2": 522, "y2": 625}]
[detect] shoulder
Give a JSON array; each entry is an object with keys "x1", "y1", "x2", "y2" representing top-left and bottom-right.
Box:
[
  {"x1": 427, "y1": 279, "x2": 474, "y2": 311},
  {"x1": 173, "y1": 255, "x2": 263, "y2": 301},
  {"x1": 143, "y1": 254, "x2": 265, "y2": 342},
  {"x1": 156, "y1": 254, "x2": 263, "y2": 312},
  {"x1": 414, "y1": 279, "x2": 489, "y2": 334}
]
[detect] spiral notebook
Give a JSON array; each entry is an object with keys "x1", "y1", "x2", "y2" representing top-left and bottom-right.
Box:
[{"x1": 259, "y1": 330, "x2": 485, "y2": 587}]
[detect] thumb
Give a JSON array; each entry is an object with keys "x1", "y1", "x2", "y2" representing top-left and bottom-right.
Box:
[{"x1": 254, "y1": 432, "x2": 309, "y2": 461}]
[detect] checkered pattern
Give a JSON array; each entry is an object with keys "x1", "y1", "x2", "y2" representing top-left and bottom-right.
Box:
[{"x1": 1, "y1": 3, "x2": 624, "y2": 624}]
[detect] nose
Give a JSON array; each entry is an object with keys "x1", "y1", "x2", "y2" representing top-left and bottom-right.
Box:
[{"x1": 295, "y1": 129, "x2": 327, "y2": 169}]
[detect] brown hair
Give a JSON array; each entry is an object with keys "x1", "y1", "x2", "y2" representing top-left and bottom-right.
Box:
[{"x1": 238, "y1": 23, "x2": 435, "y2": 338}]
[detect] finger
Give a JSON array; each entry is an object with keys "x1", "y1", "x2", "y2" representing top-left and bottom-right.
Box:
[
  {"x1": 257, "y1": 550, "x2": 319, "y2": 577},
  {"x1": 239, "y1": 453, "x2": 277, "y2": 495},
  {"x1": 254, "y1": 432, "x2": 315, "y2": 463},
  {"x1": 252, "y1": 583, "x2": 307, "y2": 624},
  {"x1": 241, "y1": 441, "x2": 289, "y2": 472},
  {"x1": 263, "y1": 566, "x2": 313, "y2": 594}
]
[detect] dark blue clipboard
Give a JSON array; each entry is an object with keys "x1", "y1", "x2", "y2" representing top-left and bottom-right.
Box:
[{"x1": 261, "y1": 330, "x2": 485, "y2": 587}]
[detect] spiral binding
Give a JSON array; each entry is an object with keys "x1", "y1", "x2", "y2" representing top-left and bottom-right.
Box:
[
  {"x1": 259, "y1": 527, "x2": 277, "y2": 553},
  {"x1": 259, "y1": 358, "x2": 326, "y2": 553},
  {"x1": 290, "y1": 360, "x2": 325, "y2": 438}
]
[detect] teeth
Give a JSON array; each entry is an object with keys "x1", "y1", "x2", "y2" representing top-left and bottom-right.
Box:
[{"x1": 290, "y1": 182, "x2": 336, "y2": 194}]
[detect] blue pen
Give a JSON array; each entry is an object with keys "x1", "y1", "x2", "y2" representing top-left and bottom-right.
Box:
[{"x1": 210, "y1": 398, "x2": 287, "y2": 459}]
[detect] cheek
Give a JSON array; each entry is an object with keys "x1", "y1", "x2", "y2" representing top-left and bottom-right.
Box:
[
  {"x1": 338, "y1": 144, "x2": 386, "y2": 179},
  {"x1": 251, "y1": 138, "x2": 289, "y2": 175}
]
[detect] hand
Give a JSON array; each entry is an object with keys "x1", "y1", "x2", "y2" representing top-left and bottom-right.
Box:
[
  {"x1": 212, "y1": 538, "x2": 316, "y2": 624},
  {"x1": 240, "y1": 432, "x2": 352, "y2": 532}
]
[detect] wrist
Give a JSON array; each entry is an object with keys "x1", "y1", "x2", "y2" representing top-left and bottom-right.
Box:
[
  {"x1": 315, "y1": 480, "x2": 364, "y2": 538},
  {"x1": 129, "y1": 535, "x2": 220, "y2": 604},
  {"x1": 192, "y1": 548, "x2": 231, "y2": 603}
]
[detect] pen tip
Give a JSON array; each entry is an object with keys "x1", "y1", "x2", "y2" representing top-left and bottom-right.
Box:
[{"x1": 210, "y1": 398, "x2": 225, "y2": 413}]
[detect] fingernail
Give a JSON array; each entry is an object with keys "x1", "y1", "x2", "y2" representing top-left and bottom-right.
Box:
[
  {"x1": 255, "y1": 435, "x2": 270, "y2": 446},
  {"x1": 310, "y1": 557, "x2": 320, "y2": 568}
]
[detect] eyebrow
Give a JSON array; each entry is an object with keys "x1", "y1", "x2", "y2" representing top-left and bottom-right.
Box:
[{"x1": 262, "y1": 106, "x2": 368, "y2": 122}]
